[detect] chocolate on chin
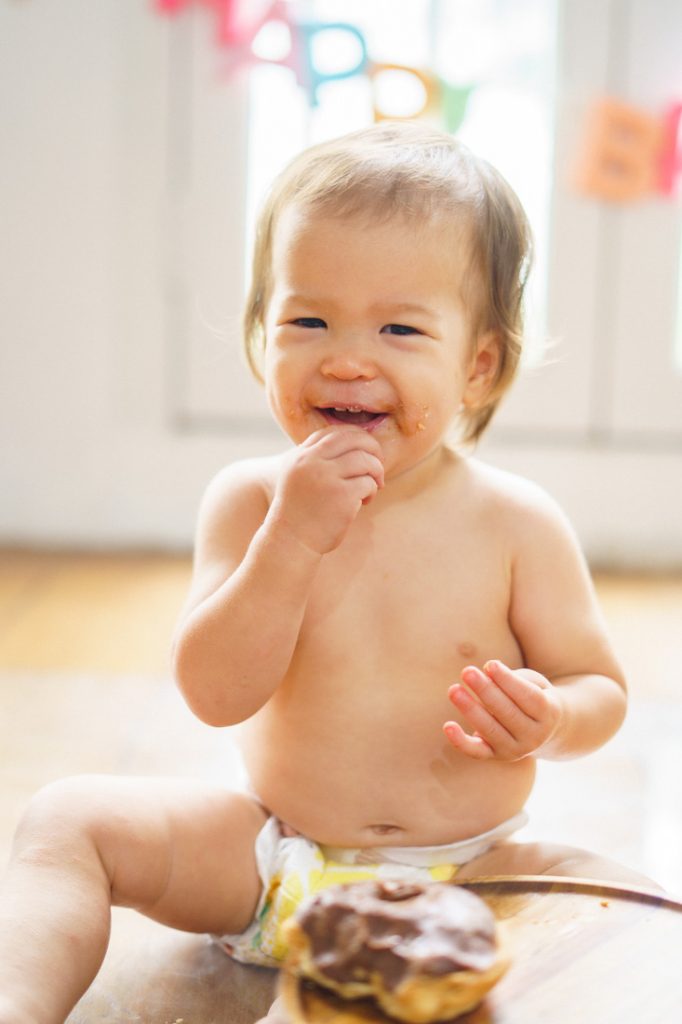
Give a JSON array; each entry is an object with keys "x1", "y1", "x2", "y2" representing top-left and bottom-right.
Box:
[{"x1": 280, "y1": 880, "x2": 510, "y2": 1023}]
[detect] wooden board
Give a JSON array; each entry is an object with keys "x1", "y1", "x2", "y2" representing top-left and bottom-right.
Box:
[
  {"x1": 464, "y1": 876, "x2": 682, "y2": 1022},
  {"x1": 67, "y1": 877, "x2": 682, "y2": 1023},
  {"x1": 280, "y1": 876, "x2": 682, "y2": 1024},
  {"x1": 67, "y1": 910, "x2": 276, "y2": 1024}
]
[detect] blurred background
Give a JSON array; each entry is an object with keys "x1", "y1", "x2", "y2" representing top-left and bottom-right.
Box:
[
  {"x1": 2, "y1": 0, "x2": 682, "y2": 558},
  {"x1": 1, "y1": 0, "x2": 681, "y2": 896}
]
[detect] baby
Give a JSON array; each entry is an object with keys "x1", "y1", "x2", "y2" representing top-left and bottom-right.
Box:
[{"x1": 0, "y1": 123, "x2": 643, "y2": 1024}]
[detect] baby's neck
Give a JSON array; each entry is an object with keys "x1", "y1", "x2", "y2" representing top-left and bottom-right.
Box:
[{"x1": 371, "y1": 444, "x2": 462, "y2": 507}]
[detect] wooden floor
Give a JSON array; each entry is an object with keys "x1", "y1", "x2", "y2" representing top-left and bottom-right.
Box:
[
  {"x1": 1, "y1": 549, "x2": 681, "y2": 1020},
  {"x1": 0, "y1": 549, "x2": 190, "y2": 675}
]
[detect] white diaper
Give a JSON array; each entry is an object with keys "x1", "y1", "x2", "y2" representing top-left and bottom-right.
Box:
[{"x1": 321, "y1": 811, "x2": 528, "y2": 867}]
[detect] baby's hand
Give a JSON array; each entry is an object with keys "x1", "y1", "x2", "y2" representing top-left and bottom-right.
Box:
[
  {"x1": 443, "y1": 661, "x2": 563, "y2": 761},
  {"x1": 272, "y1": 426, "x2": 384, "y2": 554}
]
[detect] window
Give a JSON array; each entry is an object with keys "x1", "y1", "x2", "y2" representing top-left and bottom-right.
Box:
[{"x1": 247, "y1": 0, "x2": 558, "y2": 364}]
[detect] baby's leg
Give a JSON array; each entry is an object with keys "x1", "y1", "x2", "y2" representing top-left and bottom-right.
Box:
[
  {"x1": 0, "y1": 775, "x2": 267, "y2": 1024},
  {"x1": 456, "y1": 840, "x2": 662, "y2": 890}
]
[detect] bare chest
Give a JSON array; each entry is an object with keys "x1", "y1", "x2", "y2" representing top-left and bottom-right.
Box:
[{"x1": 296, "y1": 508, "x2": 520, "y2": 680}]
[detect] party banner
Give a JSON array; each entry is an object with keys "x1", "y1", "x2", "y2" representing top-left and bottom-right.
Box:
[
  {"x1": 575, "y1": 97, "x2": 681, "y2": 202},
  {"x1": 153, "y1": 0, "x2": 474, "y2": 130}
]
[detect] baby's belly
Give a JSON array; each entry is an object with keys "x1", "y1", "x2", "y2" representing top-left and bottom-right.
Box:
[{"x1": 239, "y1": 697, "x2": 536, "y2": 848}]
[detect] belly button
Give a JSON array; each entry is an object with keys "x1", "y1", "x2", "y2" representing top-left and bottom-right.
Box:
[
  {"x1": 458, "y1": 641, "x2": 477, "y2": 660},
  {"x1": 370, "y1": 824, "x2": 403, "y2": 837}
]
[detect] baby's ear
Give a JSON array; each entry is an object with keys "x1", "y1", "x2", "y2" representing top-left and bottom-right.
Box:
[{"x1": 462, "y1": 330, "x2": 502, "y2": 408}]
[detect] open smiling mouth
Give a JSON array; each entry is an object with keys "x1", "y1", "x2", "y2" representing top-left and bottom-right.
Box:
[{"x1": 317, "y1": 406, "x2": 388, "y2": 430}]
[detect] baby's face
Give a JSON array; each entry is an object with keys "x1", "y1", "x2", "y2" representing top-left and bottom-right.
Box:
[{"x1": 263, "y1": 205, "x2": 496, "y2": 481}]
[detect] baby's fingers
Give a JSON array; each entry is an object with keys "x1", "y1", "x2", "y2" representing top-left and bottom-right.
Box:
[
  {"x1": 351, "y1": 474, "x2": 381, "y2": 507},
  {"x1": 446, "y1": 683, "x2": 517, "y2": 757},
  {"x1": 481, "y1": 660, "x2": 549, "y2": 719},
  {"x1": 442, "y1": 720, "x2": 494, "y2": 760},
  {"x1": 303, "y1": 425, "x2": 383, "y2": 462},
  {"x1": 337, "y1": 449, "x2": 385, "y2": 490}
]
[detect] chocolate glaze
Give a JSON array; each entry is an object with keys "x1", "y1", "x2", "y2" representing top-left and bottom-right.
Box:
[{"x1": 296, "y1": 881, "x2": 497, "y2": 991}]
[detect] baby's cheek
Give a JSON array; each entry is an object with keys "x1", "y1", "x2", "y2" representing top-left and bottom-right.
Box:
[
  {"x1": 400, "y1": 403, "x2": 432, "y2": 436},
  {"x1": 266, "y1": 382, "x2": 304, "y2": 432}
]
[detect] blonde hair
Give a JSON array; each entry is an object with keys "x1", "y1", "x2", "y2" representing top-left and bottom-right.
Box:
[{"x1": 243, "y1": 121, "x2": 532, "y2": 443}]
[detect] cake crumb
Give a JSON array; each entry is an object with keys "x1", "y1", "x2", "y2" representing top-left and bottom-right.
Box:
[{"x1": 600, "y1": 900, "x2": 609, "y2": 908}]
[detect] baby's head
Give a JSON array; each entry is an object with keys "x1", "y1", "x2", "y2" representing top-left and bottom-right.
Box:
[{"x1": 244, "y1": 121, "x2": 532, "y2": 443}]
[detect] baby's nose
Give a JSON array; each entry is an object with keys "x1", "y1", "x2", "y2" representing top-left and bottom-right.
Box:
[{"x1": 320, "y1": 339, "x2": 377, "y2": 380}]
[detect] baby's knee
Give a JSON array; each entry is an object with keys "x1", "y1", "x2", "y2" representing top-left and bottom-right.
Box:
[
  {"x1": 461, "y1": 839, "x2": 660, "y2": 890},
  {"x1": 13, "y1": 775, "x2": 114, "y2": 864},
  {"x1": 530, "y1": 843, "x2": 662, "y2": 890}
]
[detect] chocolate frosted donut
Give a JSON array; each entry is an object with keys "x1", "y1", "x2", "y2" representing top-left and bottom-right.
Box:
[{"x1": 281, "y1": 880, "x2": 509, "y2": 1023}]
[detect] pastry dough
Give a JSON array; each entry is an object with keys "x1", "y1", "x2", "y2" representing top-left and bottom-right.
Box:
[{"x1": 280, "y1": 880, "x2": 509, "y2": 1022}]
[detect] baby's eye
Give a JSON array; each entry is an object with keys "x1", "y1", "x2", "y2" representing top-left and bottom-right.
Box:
[
  {"x1": 381, "y1": 323, "x2": 420, "y2": 336},
  {"x1": 291, "y1": 317, "x2": 327, "y2": 329}
]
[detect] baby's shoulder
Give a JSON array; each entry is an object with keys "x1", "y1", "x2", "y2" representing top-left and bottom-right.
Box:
[
  {"x1": 202, "y1": 454, "x2": 280, "y2": 505},
  {"x1": 195, "y1": 454, "x2": 283, "y2": 540},
  {"x1": 462, "y1": 457, "x2": 569, "y2": 532},
  {"x1": 461, "y1": 458, "x2": 584, "y2": 576}
]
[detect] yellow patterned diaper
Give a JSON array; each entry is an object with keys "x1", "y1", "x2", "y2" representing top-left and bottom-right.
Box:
[
  {"x1": 215, "y1": 817, "x2": 457, "y2": 967},
  {"x1": 215, "y1": 811, "x2": 527, "y2": 967}
]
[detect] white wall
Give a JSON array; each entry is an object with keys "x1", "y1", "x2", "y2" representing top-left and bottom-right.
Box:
[
  {"x1": 0, "y1": 2, "x2": 282, "y2": 551},
  {"x1": 1, "y1": 0, "x2": 681, "y2": 566},
  {"x1": 481, "y1": 0, "x2": 682, "y2": 569}
]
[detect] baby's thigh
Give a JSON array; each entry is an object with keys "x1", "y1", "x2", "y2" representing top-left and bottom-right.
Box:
[
  {"x1": 21, "y1": 775, "x2": 268, "y2": 934},
  {"x1": 456, "y1": 840, "x2": 656, "y2": 888}
]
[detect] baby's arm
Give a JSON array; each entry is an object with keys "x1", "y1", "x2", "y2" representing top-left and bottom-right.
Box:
[
  {"x1": 445, "y1": 482, "x2": 626, "y2": 762},
  {"x1": 173, "y1": 427, "x2": 383, "y2": 725}
]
